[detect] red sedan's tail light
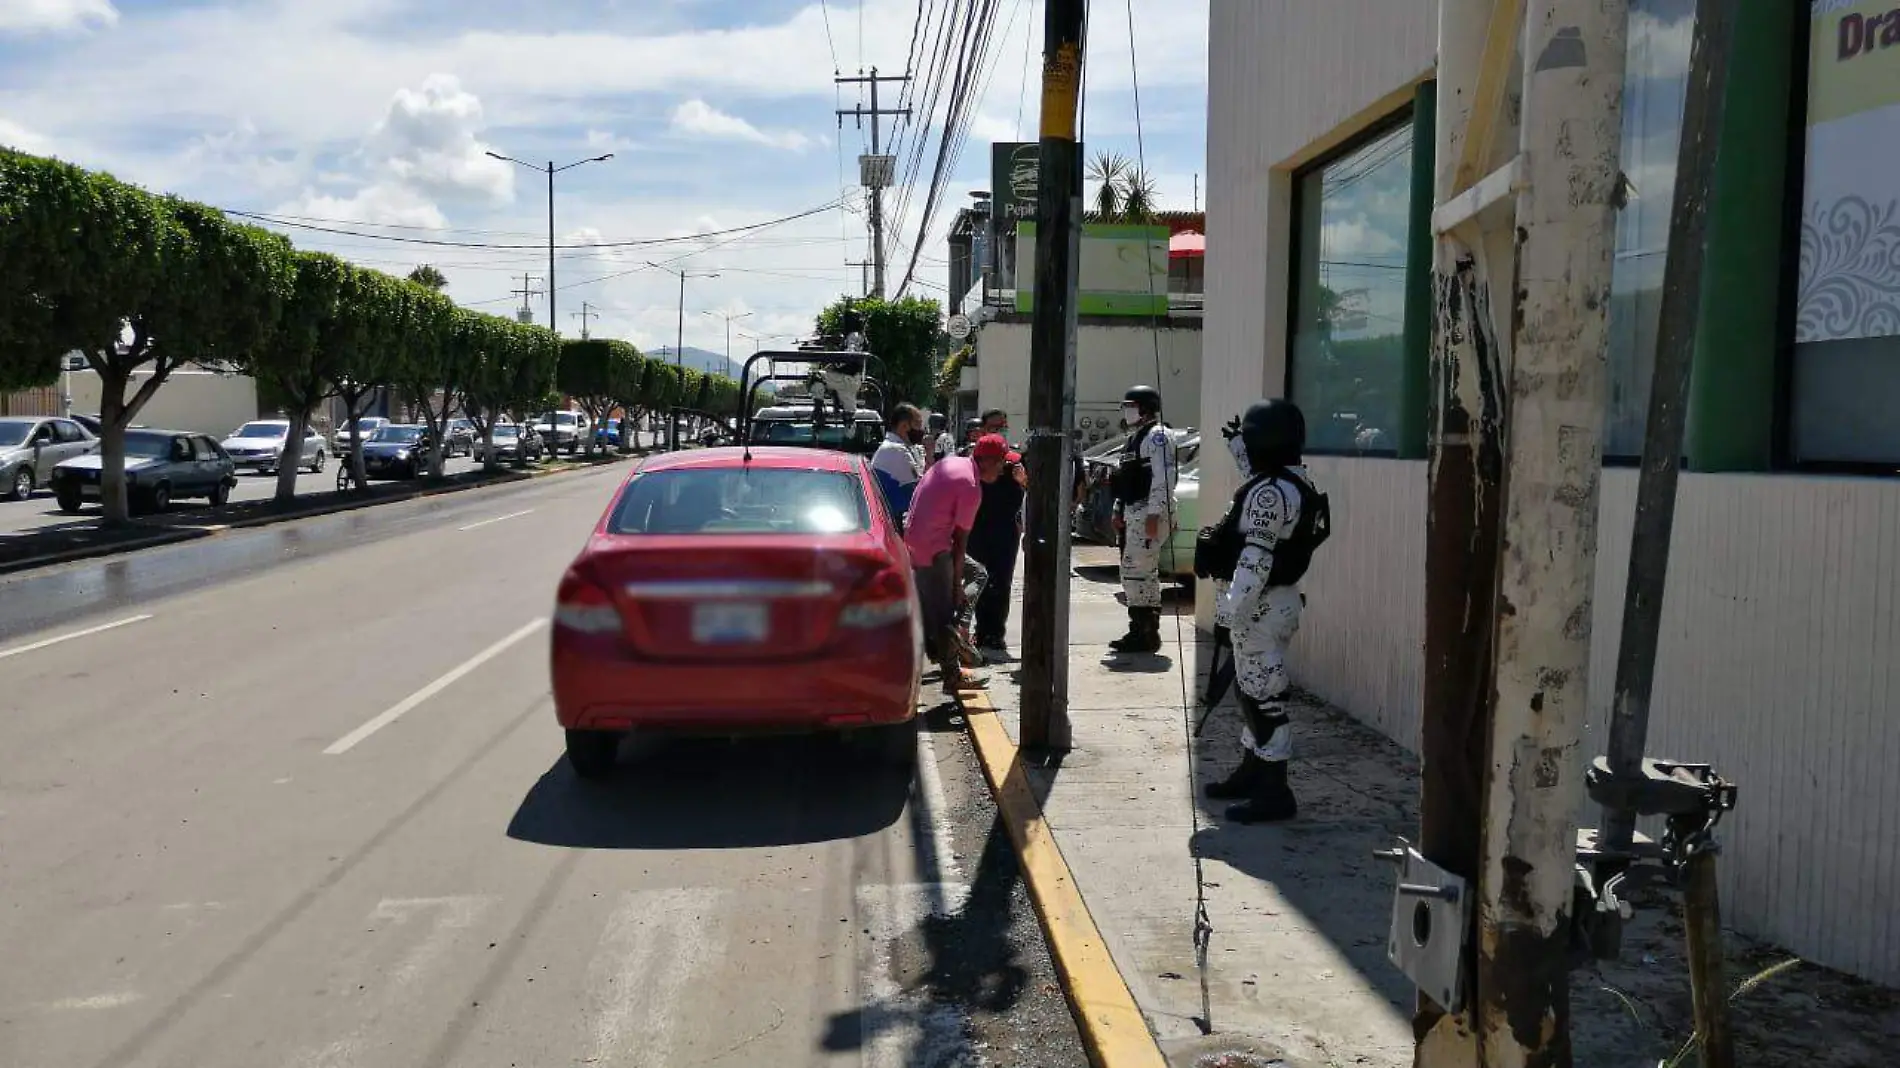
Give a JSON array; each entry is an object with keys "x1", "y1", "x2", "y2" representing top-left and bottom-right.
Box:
[
  {"x1": 838, "y1": 565, "x2": 910, "y2": 630},
  {"x1": 554, "y1": 569, "x2": 621, "y2": 635}
]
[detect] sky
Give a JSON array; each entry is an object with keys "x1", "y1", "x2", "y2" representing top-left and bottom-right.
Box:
[{"x1": 0, "y1": 0, "x2": 1209, "y2": 360}]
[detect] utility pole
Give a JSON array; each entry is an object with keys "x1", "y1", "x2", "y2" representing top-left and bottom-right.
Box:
[
  {"x1": 649, "y1": 261, "x2": 720, "y2": 451},
  {"x1": 1018, "y1": 0, "x2": 1086, "y2": 752},
  {"x1": 846, "y1": 259, "x2": 876, "y2": 297},
  {"x1": 1411, "y1": 3, "x2": 1629, "y2": 1066},
  {"x1": 836, "y1": 67, "x2": 911, "y2": 298},
  {"x1": 572, "y1": 301, "x2": 599, "y2": 340},
  {"x1": 486, "y1": 149, "x2": 614, "y2": 336},
  {"x1": 511, "y1": 273, "x2": 544, "y2": 325}
]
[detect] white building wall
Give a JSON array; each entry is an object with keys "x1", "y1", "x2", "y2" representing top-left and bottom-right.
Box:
[
  {"x1": 1204, "y1": 0, "x2": 1900, "y2": 986},
  {"x1": 70, "y1": 368, "x2": 262, "y2": 437},
  {"x1": 1197, "y1": 0, "x2": 1437, "y2": 628},
  {"x1": 973, "y1": 319, "x2": 1203, "y2": 444}
]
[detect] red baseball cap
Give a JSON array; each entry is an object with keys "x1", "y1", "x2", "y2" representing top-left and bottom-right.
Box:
[{"x1": 972, "y1": 434, "x2": 1009, "y2": 461}]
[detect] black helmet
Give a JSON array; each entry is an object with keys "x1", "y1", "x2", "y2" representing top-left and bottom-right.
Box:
[
  {"x1": 1239, "y1": 398, "x2": 1305, "y2": 467},
  {"x1": 1123, "y1": 385, "x2": 1162, "y2": 418},
  {"x1": 928, "y1": 412, "x2": 947, "y2": 432}
]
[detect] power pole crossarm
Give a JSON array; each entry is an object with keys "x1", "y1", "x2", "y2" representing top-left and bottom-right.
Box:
[
  {"x1": 572, "y1": 301, "x2": 598, "y2": 340},
  {"x1": 836, "y1": 67, "x2": 912, "y2": 299}
]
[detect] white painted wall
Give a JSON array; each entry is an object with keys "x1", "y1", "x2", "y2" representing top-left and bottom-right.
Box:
[
  {"x1": 1203, "y1": 0, "x2": 1900, "y2": 986},
  {"x1": 1198, "y1": 0, "x2": 1437, "y2": 628},
  {"x1": 972, "y1": 319, "x2": 1203, "y2": 446},
  {"x1": 70, "y1": 369, "x2": 263, "y2": 437}
]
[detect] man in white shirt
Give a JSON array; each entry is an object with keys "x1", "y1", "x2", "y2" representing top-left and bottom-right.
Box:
[{"x1": 871, "y1": 403, "x2": 926, "y2": 522}]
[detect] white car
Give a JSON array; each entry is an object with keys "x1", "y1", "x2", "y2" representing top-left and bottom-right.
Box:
[
  {"x1": 330, "y1": 416, "x2": 388, "y2": 455},
  {"x1": 533, "y1": 410, "x2": 589, "y2": 454},
  {"x1": 220, "y1": 419, "x2": 328, "y2": 475}
]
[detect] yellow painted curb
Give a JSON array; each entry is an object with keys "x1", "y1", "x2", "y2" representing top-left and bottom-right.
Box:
[{"x1": 958, "y1": 689, "x2": 1169, "y2": 1068}]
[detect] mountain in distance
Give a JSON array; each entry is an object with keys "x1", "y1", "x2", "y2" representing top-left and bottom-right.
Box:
[{"x1": 647, "y1": 345, "x2": 739, "y2": 380}]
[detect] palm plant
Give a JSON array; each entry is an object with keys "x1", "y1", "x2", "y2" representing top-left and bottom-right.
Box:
[{"x1": 1087, "y1": 151, "x2": 1131, "y2": 218}]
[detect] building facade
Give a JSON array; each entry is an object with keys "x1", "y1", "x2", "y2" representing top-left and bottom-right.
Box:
[{"x1": 1202, "y1": 1, "x2": 1900, "y2": 984}]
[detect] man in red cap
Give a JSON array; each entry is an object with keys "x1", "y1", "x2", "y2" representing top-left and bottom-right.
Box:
[
  {"x1": 906, "y1": 435, "x2": 1008, "y2": 694},
  {"x1": 968, "y1": 435, "x2": 1027, "y2": 658}
]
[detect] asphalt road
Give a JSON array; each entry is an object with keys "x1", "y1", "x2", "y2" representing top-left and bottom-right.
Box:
[{"x1": 0, "y1": 463, "x2": 1085, "y2": 1068}]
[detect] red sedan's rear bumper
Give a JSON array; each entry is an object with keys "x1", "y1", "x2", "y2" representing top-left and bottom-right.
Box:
[{"x1": 551, "y1": 633, "x2": 920, "y2": 733}]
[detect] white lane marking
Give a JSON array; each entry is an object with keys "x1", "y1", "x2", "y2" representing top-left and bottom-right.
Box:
[
  {"x1": 371, "y1": 895, "x2": 494, "y2": 990},
  {"x1": 0, "y1": 614, "x2": 153, "y2": 661},
  {"x1": 586, "y1": 888, "x2": 726, "y2": 1066},
  {"x1": 46, "y1": 992, "x2": 143, "y2": 1011},
  {"x1": 457, "y1": 508, "x2": 535, "y2": 532},
  {"x1": 323, "y1": 618, "x2": 547, "y2": 755}
]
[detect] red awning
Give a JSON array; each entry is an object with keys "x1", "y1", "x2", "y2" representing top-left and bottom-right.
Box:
[{"x1": 1169, "y1": 230, "x2": 1205, "y2": 259}]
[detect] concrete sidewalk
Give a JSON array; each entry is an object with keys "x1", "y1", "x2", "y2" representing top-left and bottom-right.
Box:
[{"x1": 968, "y1": 547, "x2": 1893, "y2": 1068}]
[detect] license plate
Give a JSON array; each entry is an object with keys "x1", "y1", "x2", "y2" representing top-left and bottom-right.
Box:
[{"x1": 691, "y1": 602, "x2": 767, "y2": 645}]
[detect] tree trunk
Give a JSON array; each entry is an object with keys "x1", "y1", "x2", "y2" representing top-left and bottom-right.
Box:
[
  {"x1": 341, "y1": 389, "x2": 371, "y2": 489},
  {"x1": 97, "y1": 388, "x2": 130, "y2": 526},
  {"x1": 275, "y1": 407, "x2": 309, "y2": 503},
  {"x1": 480, "y1": 422, "x2": 497, "y2": 473}
]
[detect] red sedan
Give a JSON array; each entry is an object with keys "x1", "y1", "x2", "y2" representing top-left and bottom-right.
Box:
[{"x1": 550, "y1": 447, "x2": 923, "y2": 778}]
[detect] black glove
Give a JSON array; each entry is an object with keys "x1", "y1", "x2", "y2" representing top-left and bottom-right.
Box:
[{"x1": 1220, "y1": 414, "x2": 1241, "y2": 441}]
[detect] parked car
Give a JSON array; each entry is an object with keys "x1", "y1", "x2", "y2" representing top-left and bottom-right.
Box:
[
  {"x1": 746, "y1": 405, "x2": 884, "y2": 455},
  {"x1": 594, "y1": 418, "x2": 624, "y2": 449},
  {"x1": 1072, "y1": 427, "x2": 1199, "y2": 546},
  {"x1": 70, "y1": 413, "x2": 105, "y2": 437},
  {"x1": 50, "y1": 429, "x2": 235, "y2": 513},
  {"x1": 474, "y1": 423, "x2": 544, "y2": 464},
  {"x1": 0, "y1": 415, "x2": 98, "y2": 501},
  {"x1": 330, "y1": 416, "x2": 388, "y2": 456},
  {"x1": 220, "y1": 419, "x2": 327, "y2": 476},
  {"x1": 534, "y1": 410, "x2": 589, "y2": 454},
  {"x1": 550, "y1": 446, "x2": 922, "y2": 778},
  {"x1": 359, "y1": 424, "x2": 432, "y2": 480},
  {"x1": 443, "y1": 418, "x2": 476, "y2": 457},
  {"x1": 1161, "y1": 458, "x2": 1201, "y2": 579}
]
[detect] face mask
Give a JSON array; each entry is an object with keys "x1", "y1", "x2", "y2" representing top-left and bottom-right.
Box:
[
  {"x1": 1121, "y1": 404, "x2": 1142, "y2": 426},
  {"x1": 906, "y1": 427, "x2": 925, "y2": 445}
]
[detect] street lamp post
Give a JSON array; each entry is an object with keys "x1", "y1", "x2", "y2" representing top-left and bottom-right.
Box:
[
  {"x1": 484, "y1": 150, "x2": 614, "y2": 332},
  {"x1": 702, "y1": 309, "x2": 753, "y2": 368},
  {"x1": 648, "y1": 262, "x2": 720, "y2": 450}
]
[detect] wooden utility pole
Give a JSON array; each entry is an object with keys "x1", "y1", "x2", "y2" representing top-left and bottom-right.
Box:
[
  {"x1": 836, "y1": 68, "x2": 911, "y2": 298},
  {"x1": 1415, "y1": 3, "x2": 1629, "y2": 1065},
  {"x1": 1017, "y1": 0, "x2": 1086, "y2": 752},
  {"x1": 847, "y1": 259, "x2": 875, "y2": 297}
]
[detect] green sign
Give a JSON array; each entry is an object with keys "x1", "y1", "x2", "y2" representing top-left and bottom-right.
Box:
[
  {"x1": 991, "y1": 142, "x2": 1041, "y2": 228},
  {"x1": 1013, "y1": 222, "x2": 1171, "y2": 316}
]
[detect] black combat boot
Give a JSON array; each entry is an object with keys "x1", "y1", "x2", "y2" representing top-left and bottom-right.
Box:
[
  {"x1": 1203, "y1": 751, "x2": 1261, "y2": 800},
  {"x1": 1110, "y1": 607, "x2": 1163, "y2": 654},
  {"x1": 1224, "y1": 760, "x2": 1298, "y2": 823}
]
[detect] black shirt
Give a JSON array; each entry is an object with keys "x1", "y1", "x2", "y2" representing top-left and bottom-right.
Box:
[{"x1": 972, "y1": 469, "x2": 1025, "y2": 553}]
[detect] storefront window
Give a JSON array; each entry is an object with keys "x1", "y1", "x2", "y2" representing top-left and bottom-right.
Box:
[
  {"x1": 1605, "y1": 0, "x2": 1696, "y2": 458},
  {"x1": 1791, "y1": 1, "x2": 1900, "y2": 465},
  {"x1": 1289, "y1": 121, "x2": 1413, "y2": 455}
]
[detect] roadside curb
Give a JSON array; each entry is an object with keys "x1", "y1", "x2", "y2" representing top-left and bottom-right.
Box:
[
  {"x1": 957, "y1": 688, "x2": 1169, "y2": 1068},
  {"x1": 0, "y1": 454, "x2": 634, "y2": 578}
]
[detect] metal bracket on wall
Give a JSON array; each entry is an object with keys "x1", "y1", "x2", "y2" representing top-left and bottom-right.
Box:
[{"x1": 1377, "y1": 839, "x2": 1472, "y2": 1013}]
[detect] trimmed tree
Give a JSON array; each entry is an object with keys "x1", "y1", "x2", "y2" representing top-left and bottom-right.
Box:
[
  {"x1": 558, "y1": 338, "x2": 638, "y2": 459},
  {"x1": 0, "y1": 152, "x2": 296, "y2": 523},
  {"x1": 814, "y1": 294, "x2": 944, "y2": 408},
  {"x1": 607, "y1": 351, "x2": 649, "y2": 454},
  {"x1": 328, "y1": 268, "x2": 410, "y2": 488},
  {"x1": 393, "y1": 285, "x2": 463, "y2": 476},
  {"x1": 256, "y1": 251, "x2": 351, "y2": 502}
]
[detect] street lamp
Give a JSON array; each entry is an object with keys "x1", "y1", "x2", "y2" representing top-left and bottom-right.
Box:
[
  {"x1": 702, "y1": 309, "x2": 753, "y2": 367},
  {"x1": 647, "y1": 261, "x2": 720, "y2": 450},
  {"x1": 484, "y1": 150, "x2": 614, "y2": 333}
]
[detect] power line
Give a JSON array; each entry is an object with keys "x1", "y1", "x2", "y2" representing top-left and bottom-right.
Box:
[
  {"x1": 222, "y1": 198, "x2": 848, "y2": 251},
  {"x1": 818, "y1": 0, "x2": 841, "y2": 71}
]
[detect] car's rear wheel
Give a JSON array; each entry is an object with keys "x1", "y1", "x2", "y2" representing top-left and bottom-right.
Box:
[
  {"x1": 565, "y1": 729, "x2": 621, "y2": 779},
  {"x1": 149, "y1": 481, "x2": 171, "y2": 513},
  {"x1": 310, "y1": 450, "x2": 325, "y2": 473},
  {"x1": 210, "y1": 480, "x2": 230, "y2": 507},
  {"x1": 7, "y1": 466, "x2": 32, "y2": 501},
  {"x1": 55, "y1": 489, "x2": 81, "y2": 513}
]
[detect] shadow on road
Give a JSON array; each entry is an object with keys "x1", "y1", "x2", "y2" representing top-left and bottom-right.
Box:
[{"x1": 505, "y1": 734, "x2": 912, "y2": 850}]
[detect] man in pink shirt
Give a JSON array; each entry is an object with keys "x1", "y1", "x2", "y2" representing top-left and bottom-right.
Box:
[{"x1": 906, "y1": 435, "x2": 1005, "y2": 694}]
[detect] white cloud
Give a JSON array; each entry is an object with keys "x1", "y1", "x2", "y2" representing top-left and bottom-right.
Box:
[
  {"x1": 1321, "y1": 217, "x2": 1402, "y2": 259},
  {"x1": 0, "y1": 116, "x2": 57, "y2": 155},
  {"x1": 370, "y1": 74, "x2": 513, "y2": 205},
  {"x1": 277, "y1": 185, "x2": 448, "y2": 229},
  {"x1": 670, "y1": 99, "x2": 811, "y2": 151},
  {"x1": 0, "y1": 0, "x2": 117, "y2": 34}
]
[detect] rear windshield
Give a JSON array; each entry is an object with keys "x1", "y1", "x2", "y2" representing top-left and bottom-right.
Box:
[
  {"x1": 609, "y1": 467, "x2": 869, "y2": 536},
  {"x1": 750, "y1": 421, "x2": 880, "y2": 449}
]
